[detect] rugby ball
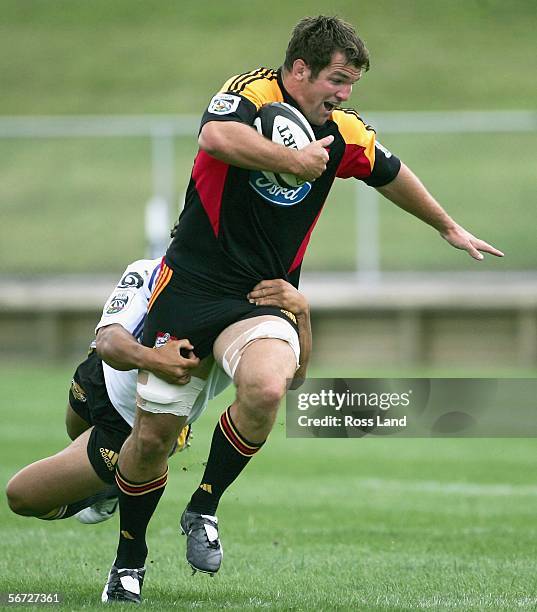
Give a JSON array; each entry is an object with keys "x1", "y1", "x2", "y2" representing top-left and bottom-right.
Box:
[{"x1": 254, "y1": 102, "x2": 315, "y2": 188}]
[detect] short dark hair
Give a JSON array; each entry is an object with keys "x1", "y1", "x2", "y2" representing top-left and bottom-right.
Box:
[{"x1": 284, "y1": 15, "x2": 370, "y2": 78}]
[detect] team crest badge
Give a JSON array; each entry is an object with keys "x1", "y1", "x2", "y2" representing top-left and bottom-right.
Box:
[
  {"x1": 105, "y1": 291, "x2": 133, "y2": 315},
  {"x1": 208, "y1": 93, "x2": 241, "y2": 115},
  {"x1": 118, "y1": 271, "x2": 144, "y2": 289},
  {"x1": 155, "y1": 331, "x2": 178, "y2": 348}
]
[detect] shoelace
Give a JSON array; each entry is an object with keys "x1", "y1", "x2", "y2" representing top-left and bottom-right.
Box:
[{"x1": 190, "y1": 519, "x2": 220, "y2": 549}]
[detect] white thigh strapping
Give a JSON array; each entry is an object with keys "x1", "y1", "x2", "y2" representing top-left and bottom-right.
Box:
[
  {"x1": 136, "y1": 372, "x2": 205, "y2": 417},
  {"x1": 220, "y1": 319, "x2": 300, "y2": 380},
  {"x1": 186, "y1": 361, "x2": 231, "y2": 425}
]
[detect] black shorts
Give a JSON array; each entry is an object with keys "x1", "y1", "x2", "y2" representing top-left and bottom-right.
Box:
[
  {"x1": 69, "y1": 350, "x2": 131, "y2": 485},
  {"x1": 142, "y1": 265, "x2": 299, "y2": 359}
]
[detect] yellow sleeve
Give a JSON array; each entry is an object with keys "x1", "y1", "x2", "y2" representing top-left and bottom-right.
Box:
[
  {"x1": 332, "y1": 109, "x2": 376, "y2": 172},
  {"x1": 220, "y1": 68, "x2": 283, "y2": 110}
]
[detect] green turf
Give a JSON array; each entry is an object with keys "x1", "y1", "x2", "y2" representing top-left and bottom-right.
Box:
[
  {"x1": 0, "y1": 1, "x2": 535, "y2": 275},
  {"x1": 1, "y1": 0, "x2": 535, "y2": 114},
  {"x1": 0, "y1": 130, "x2": 534, "y2": 274},
  {"x1": 1, "y1": 364, "x2": 536, "y2": 609}
]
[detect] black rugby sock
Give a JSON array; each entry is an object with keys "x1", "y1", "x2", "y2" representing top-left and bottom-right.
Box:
[
  {"x1": 114, "y1": 468, "x2": 168, "y2": 569},
  {"x1": 188, "y1": 407, "x2": 264, "y2": 516}
]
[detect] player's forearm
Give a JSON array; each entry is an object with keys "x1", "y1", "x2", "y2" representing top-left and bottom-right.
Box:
[
  {"x1": 290, "y1": 308, "x2": 312, "y2": 390},
  {"x1": 96, "y1": 324, "x2": 156, "y2": 372},
  {"x1": 199, "y1": 121, "x2": 303, "y2": 175},
  {"x1": 376, "y1": 162, "x2": 457, "y2": 233}
]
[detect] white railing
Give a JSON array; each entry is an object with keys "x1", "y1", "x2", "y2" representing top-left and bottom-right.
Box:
[{"x1": 1, "y1": 111, "x2": 536, "y2": 275}]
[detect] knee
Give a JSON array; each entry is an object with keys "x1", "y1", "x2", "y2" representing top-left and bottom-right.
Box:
[
  {"x1": 238, "y1": 375, "x2": 287, "y2": 412},
  {"x1": 5, "y1": 478, "x2": 35, "y2": 516},
  {"x1": 132, "y1": 423, "x2": 175, "y2": 462}
]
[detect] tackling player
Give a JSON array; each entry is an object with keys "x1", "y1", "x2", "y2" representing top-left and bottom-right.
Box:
[
  {"x1": 6, "y1": 258, "x2": 312, "y2": 597},
  {"x1": 5, "y1": 258, "x2": 217, "y2": 522}
]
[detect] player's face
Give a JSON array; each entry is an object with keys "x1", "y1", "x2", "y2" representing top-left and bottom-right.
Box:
[{"x1": 298, "y1": 52, "x2": 362, "y2": 125}]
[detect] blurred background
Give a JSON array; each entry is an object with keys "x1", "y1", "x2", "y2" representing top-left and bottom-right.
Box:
[{"x1": 0, "y1": 0, "x2": 536, "y2": 371}]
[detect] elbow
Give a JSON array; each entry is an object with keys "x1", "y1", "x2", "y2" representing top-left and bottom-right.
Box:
[
  {"x1": 95, "y1": 324, "x2": 141, "y2": 371},
  {"x1": 95, "y1": 327, "x2": 113, "y2": 361},
  {"x1": 198, "y1": 123, "x2": 225, "y2": 157},
  {"x1": 95, "y1": 329, "x2": 106, "y2": 358}
]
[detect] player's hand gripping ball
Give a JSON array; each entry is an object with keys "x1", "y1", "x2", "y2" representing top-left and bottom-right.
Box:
[{"x1": 254, "y1": 102, "x2": 315, "y2": 188}]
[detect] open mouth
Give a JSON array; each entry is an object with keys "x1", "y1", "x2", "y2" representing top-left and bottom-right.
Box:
[{"x1": 323, "y1": 101, "x2": 337, "y2": 112}]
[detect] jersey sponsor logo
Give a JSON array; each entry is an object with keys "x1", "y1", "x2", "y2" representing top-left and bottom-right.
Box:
[
  {"x1": 70, "y1": 379, "x2": 87, "y2": 402},
  {"x1": 375, "y1": 141, "x2": 393, "y2": 159},
  {"x1": 105, "y1": 291, "x2": 134, "y2": 315},
  {"x1": 208, "y1": 93, "x2": 241, "y2": 115},
  {"x1": 249, "y1": 171, "x2": 312, "y2": 207},
  {"x1": 117, "y1": 271, "x2": 144, "y2": 289}
]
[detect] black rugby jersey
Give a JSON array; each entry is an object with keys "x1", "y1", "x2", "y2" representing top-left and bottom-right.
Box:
[{"x1": 166, "y1": 68, "x2": 400, "y2": 296}]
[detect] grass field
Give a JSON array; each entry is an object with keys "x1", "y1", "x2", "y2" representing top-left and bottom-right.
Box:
[
  {"x1": 0, "y1": 1, "x2": 535, "y2": 275},
  {"x1": 1, "y1": 130, "x2": 534, "y2": 275},
  {"x1": 1, "y1": 1, "x2": 535, "y2": 114},
  {"x1": 1, "y1": 364, "x2": 537, "y2": 610}
]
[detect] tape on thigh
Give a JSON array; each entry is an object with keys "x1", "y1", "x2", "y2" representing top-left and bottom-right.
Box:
[
  {"x1": 186, "y1": 362, "x2": 231, "y2": 426},
  {"x1": 136, "y1": 372, "x2": 205, "y2": 417},
  {"x1": 221, "y1": 319, "x2": 300, "y2": 380}
]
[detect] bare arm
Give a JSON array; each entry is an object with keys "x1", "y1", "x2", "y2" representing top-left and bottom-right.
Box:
[
  {"x1": 377, "y1": 162, "x2": 504, "y2": 260},
  {"x1": 247, "y1": 279, "x2": 312, "y2": 389},
  {"x1": 199, "y1": 121, "x2": 333, "y2": 182},
  {"x1": 96, "y1": 324, "x2": 200, "y2": 385},
  {"x1": 291, "y1": 310, "x2": 312, "y2": 389}
]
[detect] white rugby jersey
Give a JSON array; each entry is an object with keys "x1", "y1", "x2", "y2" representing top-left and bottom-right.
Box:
[{"x1": 95, "y1": 258, "x2": 231, "y2": 426}]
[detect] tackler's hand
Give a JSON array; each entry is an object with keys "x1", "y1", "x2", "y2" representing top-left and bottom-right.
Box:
[
  {"x1": 151, "y1": 338, "x2": 200, "y2": 385},
  {"x1": 247, "y1": 279, "x2": 309, "y2": 317}
]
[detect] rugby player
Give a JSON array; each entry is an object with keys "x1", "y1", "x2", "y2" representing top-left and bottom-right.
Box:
[
  {"x1": 103, "y1": 16, "x2": 503, "y2": 603},
  {"x1": 5, "y1": 258, "x2": 209, "y2": 522},
  {"x1": 6, "y1": 259, "x2": 310, "y2": 577}
]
